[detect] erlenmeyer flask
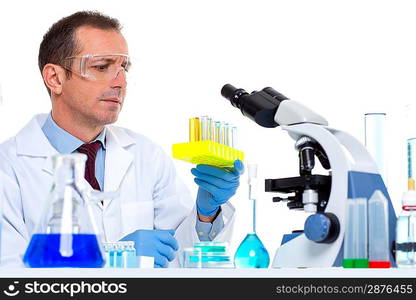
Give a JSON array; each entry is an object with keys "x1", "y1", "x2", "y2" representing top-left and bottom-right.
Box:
[
  {"x1": 234, "y1": 164, "x2": 270, "y2": 268},
  {"x1": 23, "y1": 154, "x2": 105, "y2": 268}
]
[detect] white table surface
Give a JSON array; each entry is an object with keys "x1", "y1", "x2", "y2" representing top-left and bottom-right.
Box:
[{"x1": 0, "y1": 267, "x2": 414, "y2": 278}]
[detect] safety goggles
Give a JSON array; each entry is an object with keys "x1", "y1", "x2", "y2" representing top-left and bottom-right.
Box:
[{"x1": 63, "y1": 53, "x2": 130, "y2": 81}]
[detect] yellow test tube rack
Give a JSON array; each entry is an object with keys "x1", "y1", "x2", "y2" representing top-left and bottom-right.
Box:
[
  {"x1": 172, "y1": 140, "x2": 244, "y2": 167},
  {"x1": 172, "y1": 117, "x2": 245, "y2": 167}
]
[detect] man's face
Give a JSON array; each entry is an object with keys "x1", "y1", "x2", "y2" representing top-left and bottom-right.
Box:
[{"x1": 60, "y1": 26, "x2": 129, "y2": 126}]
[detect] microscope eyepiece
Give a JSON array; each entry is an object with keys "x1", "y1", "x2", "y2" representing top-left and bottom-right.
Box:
[
  {"x1": 220, "y1": 83, "x2": 289, "y2": 128},
  {"x1": 221, "y1": 84, "x2": 249, "y2": 109}
]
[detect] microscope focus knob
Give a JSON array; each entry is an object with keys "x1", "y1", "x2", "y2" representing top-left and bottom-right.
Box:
[{"x1": 304, "y1": 212, "x2": 340, "y2": 244}]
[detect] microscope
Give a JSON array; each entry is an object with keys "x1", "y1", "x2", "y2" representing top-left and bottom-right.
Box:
[{"x1": 221, "y1": 84, "x2": 397, "y2": 268}]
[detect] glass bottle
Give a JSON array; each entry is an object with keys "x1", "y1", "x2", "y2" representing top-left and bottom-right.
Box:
[
  {"x1": 23, "y1": 154, "x2": 105, "y2": 268},
  {"x1": 234, "y1": 164, "x2": 270, "y2": 268},
  {"x1": 396, "y1": 191, "x2": 416, "y2": 268}
]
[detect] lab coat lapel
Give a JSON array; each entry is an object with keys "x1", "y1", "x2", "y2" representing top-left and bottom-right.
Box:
[
  {"x1": 15, "y1": 114, "x2": 58, "y2": 175},
  {"x1": 103, "y1": 126, "x2": 135, "y2": 196},
  {"x1": 16, "y1": 115, "x2": 136, "y2": 201}
]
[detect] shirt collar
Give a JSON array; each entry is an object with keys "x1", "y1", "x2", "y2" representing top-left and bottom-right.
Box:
[{"x1": 42, "y1": 113, "x2": 107, "y2": 154}]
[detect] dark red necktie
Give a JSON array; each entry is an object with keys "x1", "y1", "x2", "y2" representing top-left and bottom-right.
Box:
[{"x1": 77, "y1": 141, "x2": 102, "y2": 191}]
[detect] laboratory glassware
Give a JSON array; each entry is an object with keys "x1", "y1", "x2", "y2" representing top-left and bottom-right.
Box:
[
  {"x1": 405, "y1": 104, "x2": 416, "y2": 190},
  {"x1": 103, "y1": 241, "x2": 137, "y2": 268},
  {"x1": 182, "y1": 242, "x2": 233, "y2": 268},
  {"x1": 234, "y1": 164, "x2": 270, "y2": 268},
  {"x1": 23, "y1": 154, "x2": 105, "y2": 268},
  {"x1": 174, "y1": 116, "x2": 243, "y2": 167},
  {"x1": 408, "y1": 139, "x2": 416, "y2": 190},
  {"x1": 364, "y1": 113, "x2": 387, "y2": 183},
  {"x1": 368, "y1": 190, "x2": 390, "y2": 268},
  {"x1": 396, "y1": 190, "x2": 416, "y2": 267},
  {"x1": 343, "y1": 198, "x2": 368, "y2": 268}
]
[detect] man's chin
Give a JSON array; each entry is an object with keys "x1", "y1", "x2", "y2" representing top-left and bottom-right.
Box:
[{"x1": 98, "y1": 111, "x2": 120, "y2": 125}]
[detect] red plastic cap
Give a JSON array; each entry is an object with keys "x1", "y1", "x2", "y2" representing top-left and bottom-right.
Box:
[{"x1": 369, "y1": 261, "x2": 391, "y2": 268}]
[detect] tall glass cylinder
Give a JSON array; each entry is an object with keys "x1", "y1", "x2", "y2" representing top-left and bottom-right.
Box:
[
  {"x1": 365, "y1": 113, "x2": 387, "y2": 183},
  {"x1": 405, "y1": 104, "x2": 416, "y2": 190},
  {"x1": 408, "y1": 139, "x2": 416, "y2": 190}
]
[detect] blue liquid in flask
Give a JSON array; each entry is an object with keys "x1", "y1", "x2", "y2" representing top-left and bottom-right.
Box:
[
  {"x1": 234, "y1": 233, "x2": 270, "y2": 268},
  {"x1": 23, "y1": 233, "x2": 104, "y2": 268},
  {"x1": 234, "y1": 193, "x2": 270, "y2": 267}
]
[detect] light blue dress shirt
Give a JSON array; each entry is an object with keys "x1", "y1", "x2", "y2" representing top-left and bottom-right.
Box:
[
  {"x1": 41, "y1": 113, "x2": 223, "y2": 241},
  {"x1": 42, "y1": 113, "x2": 106, "y2": 189}
]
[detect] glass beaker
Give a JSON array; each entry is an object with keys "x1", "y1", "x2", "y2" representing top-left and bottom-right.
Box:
[{"x1": 23, "y1": 154, "x2": 105, "y2": 268}]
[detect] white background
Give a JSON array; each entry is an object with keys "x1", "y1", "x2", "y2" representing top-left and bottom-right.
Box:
[{"x1": 0, "y1": 0, "x2": 415, "y2": 259}]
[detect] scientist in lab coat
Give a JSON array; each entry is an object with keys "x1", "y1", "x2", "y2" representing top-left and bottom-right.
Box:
[{"x1": 0, "y1": 11, "x2": 243, "y2": 267}]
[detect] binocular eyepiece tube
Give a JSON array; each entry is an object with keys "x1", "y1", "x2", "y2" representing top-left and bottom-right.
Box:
[{"x1": 220, "y1": 83, "x2": 289, "y2": 128}]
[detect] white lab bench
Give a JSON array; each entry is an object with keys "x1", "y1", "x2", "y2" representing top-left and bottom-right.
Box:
[{"x1": 0, "y1": 267, "x2": 415, "y2": 278}]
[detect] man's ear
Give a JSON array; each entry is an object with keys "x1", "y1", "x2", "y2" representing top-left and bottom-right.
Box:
[{"x1": 42, "y1": 63, "x2": 65, "y2": 95}]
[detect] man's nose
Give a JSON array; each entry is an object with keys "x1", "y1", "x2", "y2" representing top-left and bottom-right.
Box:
[{"x1": 111, "y1": 67, "x2": 127, "y2": 88}]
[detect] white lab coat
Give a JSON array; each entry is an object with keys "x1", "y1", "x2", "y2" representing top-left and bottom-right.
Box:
[{"x1": 0, "y1": 114, "x2": 235, "y2": 267}]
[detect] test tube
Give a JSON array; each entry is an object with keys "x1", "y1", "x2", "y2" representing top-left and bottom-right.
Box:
[
  {"x1": 207, "y1": 117, "x2": 212, "y2": 141},
  {"x1": 364, "y1": 113, "x2": 387, "y2": 184},
  {"x1": 223, "y1": 123, "x2": 228, "y2": 146},
  {"x1": 215, "y1": 121, "x2": 221, "y2": 143},
  {"x1": 231, "y1": 126, "x2": 237, "y2": 149},
  {"x1": 200, "y1": 116, "x2": 209, "y2": 140},
  {"x1": 220, "y1": 122, "x2": 226, "y2": 145},
  {"x1": 189, "y1": 118, "x2": 194, "y2": 142},
  {"x1": 120, "y1": 241, "x2": 137, "y2": 268},
  {"x1": 226, "y1": 124, "x2": 232, "y2": 147},
  {"x1": 224, "y1": 123, "x2": 228, "y2": 146},
  {"x1": 104, "y1": 242, "x2": 116, "y2": 268},
  {"x1": 189, "y1": 118, "x2": 197, "y2": 142},
  {"x1": 115, "y1": 242, "x2": 124, "y2": 268},
  {"x1": 209, "y1": 118, "x2": 215, "y2": 141},
  {"x1": 103, "y1": 243, "x2": 110, "y2": 268},
  {"x1": 217, "y1": 122, "x2": 223, "y2": 145},
  {"x1": 368, "y1": 190, "x2": 391, "y2": 268}
]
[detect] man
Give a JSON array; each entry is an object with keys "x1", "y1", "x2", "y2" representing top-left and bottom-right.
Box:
[{"x1": 0, "y1": 11, "x2": 243, "y2": 268}]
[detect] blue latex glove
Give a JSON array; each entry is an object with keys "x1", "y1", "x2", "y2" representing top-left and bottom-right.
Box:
[
  {"x1": 192, "y1": 159, "x2": 244, "y2": 217},
  {"x1": 120, "y1": 229, "x2": 179, "y2": 268}
]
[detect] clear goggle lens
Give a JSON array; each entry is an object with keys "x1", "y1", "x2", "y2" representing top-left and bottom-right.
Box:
[{"x1": 65, "y1": 54, "x2": 130, "y2": 81}]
